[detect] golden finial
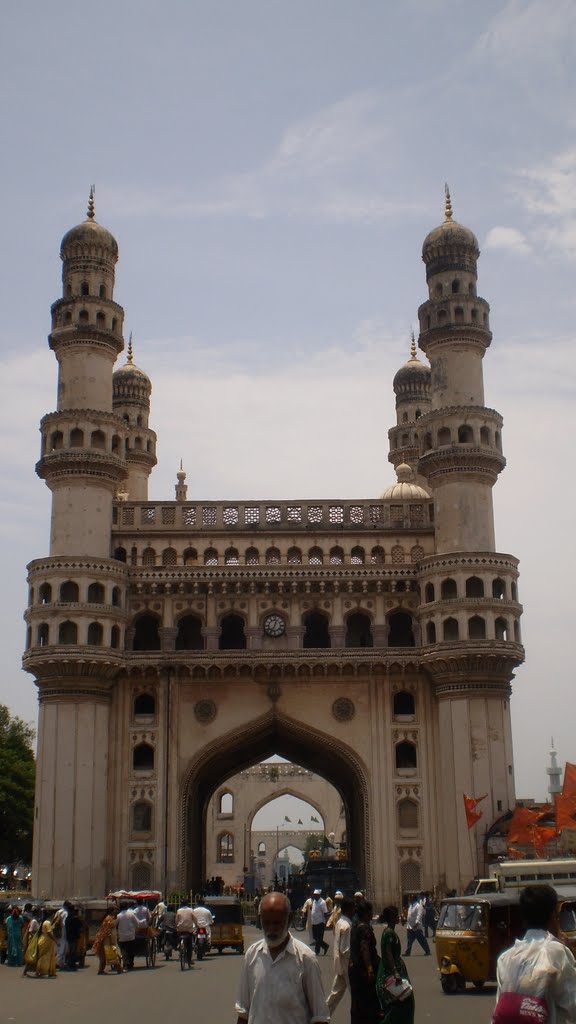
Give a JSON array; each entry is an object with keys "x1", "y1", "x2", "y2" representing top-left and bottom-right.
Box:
[
  {"x1": 87, "y1": 184, "x2": 95, "y2": 221},
  {"x1": 444, "y1": 182, "x2": 453, "y2": 221},
  {"x1": 180, "y1": 458, "x2": 183, "y2": 471},
  {"x1": 127, "y1": 332, "x2": 133, "y2": 363},
  {"x1": 410, "y1": 329, "x2": 417, "y2": 359}
]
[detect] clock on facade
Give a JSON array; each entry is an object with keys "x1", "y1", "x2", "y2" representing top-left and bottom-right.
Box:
[{"x1": 263, "y1": 614, "x2": 286, "y2": 638}]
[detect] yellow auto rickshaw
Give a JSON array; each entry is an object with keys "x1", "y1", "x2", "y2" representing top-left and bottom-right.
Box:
[
  {"x1": 557, "y1": 888, "x2": 576, "y2": 956},
  {"x1": 435, "y1": 893, "x2": 524, "y2": 993},
  {"x1": 204, "y1": 896, "x2": 244, "y2": 955}
]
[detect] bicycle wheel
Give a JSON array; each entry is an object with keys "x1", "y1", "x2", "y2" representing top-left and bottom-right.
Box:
[{"x1": 179, "y1": 939, "x2": 186, "y2": 971}]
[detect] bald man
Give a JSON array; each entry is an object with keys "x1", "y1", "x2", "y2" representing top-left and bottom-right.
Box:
[{"x1": 235, "y1": 892, "x2": 330, "y2": 1024}]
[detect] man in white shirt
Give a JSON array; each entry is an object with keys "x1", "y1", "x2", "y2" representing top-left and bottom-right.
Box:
[
  {"x1": 176, "y1": 899, "x2": 198, "y2": 968},
  {"x1": 495, "y1": 885, "x2": 576, "y2": 1024},
  {"x1": 404, "y1": 894, "x2": 430, "y2": 956},
  {"x1": 235, "y1": 891, "x2": 329, "y2": 1024},
  {"x1": 193, "y1": 903, "x2": 215, "y2": 944},
  {"x1": 310, "y1": 890, "x2": 329, "y2": 956},
  {"x1": 116, "y1": 901, "x2": 139, "y2": 970},
  {"x1": 326, "y1": 896, "x2": 354, "y2": 1012},
  {"x1": 133, "y1": 897, "x2": 150, "y2": 928}
]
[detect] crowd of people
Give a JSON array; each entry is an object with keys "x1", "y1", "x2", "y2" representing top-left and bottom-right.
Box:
[{"x1": 2, "y1": 900, "x2": 87, "y2": 977}]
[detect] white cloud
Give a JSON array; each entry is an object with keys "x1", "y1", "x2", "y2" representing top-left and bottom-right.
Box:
[
  {"x1": 104, "y1": 94, "x2": 425, "y2": 226},
  {"x1": 484, "y1": 226, "x2": 531, "y2": 255},
  {"x1": 507, "y1": 147, "x2": 576, "y2": 259},
  {"x1": 478, "y1": 0, "x2": 576, "y2": 64}
]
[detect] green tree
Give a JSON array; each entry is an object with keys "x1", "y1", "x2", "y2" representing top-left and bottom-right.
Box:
[{"x1": 0, "y1": 706, "x2": 35, "y2": 863}]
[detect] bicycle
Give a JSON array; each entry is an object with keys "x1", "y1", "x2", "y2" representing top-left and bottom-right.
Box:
[{"x1": 178, "y1": 932, "x2": 194, "y2": 970}]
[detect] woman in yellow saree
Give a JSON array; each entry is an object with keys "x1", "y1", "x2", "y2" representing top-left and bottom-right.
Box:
[
  {"x1": 36, "y1": 920, "x2": 57, "y2": 977},
  {"x1": 92, "y1": 908, "x2": 122, "y2": 974}
]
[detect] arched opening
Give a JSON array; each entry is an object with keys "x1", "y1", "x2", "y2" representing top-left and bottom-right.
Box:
[
  {"x1": 480, "y1": 426, "x2": 490, "y2": 445},
  {"x1": 59, "y1": 580, "x2": 79, "y2": 602},
  {"x1": 162, "y1": 546, "x2": 177, "y2": 566},
  {"x1": 395, "y1": 741, "x2": 417, "y2": 771},
  {"x1": 493, "y1": 578, "x2": 506, "y2": 599},
  {"x1": 287, "y1": 547, "x2": 302, "y2": 564},
  {"x1": 434, "y1": 283, "x2": 443, "y2": 297},
  {"x1": 330, "y1": 546, "x2": 344, "y2": 565},
  {"x1": 468, "y1": 615, "x2": 486, "y2": 640},
  {"x1": 218, "y1": 834, "x2": 234, "y2": 863},
  {"x1": 58, "y1": 620, "x2": 77, "y2": 644},
  {"x1": 70, "y1": 428, "x2": 84, "y2": 447},
  {"x1": 133, "y1": 743, "x2": 154, "y2": 771},
  {"x1": 87, "y1": 582, "x2": 105, "y2": 603},
  {"x1": 132, "y1": 802, "x2": 152, "y2": 833},
  {"x1": 183, "y1": 547, "x2": 198, "y2": 565},
  {"x1": 458, "y1": 424, "x2": 474, "y2": 443},
  {"x1": 437, "y1": 427, "x2": 451, "y2": 446},
  {"x1": 204, "y1": 547, "x2": 218, "y2": 566},
  {"x1": 443, "y1": 617, "x2": 459, "y2": 641},
  {"x1": 142, "y1": 546, "x2": 156, "y2": 566},
  {"x1": 441, "y1": 578, "x2": 457, "y2": 599},
  {"x1": 302, "y1": 611, "x2": 331, "y2": 649},
  {"x1": 132, "y1": 695, "x2": 155, "y2": 722},
  {"x1": 133, "y1": 614, "x2": 161, "y2": 651},
  {"x1": 388, "y1": 611, "x2": 414, "y2": 647},
  {"x1": 81, "y1": 281, "x2": 89, "y2": 296},
  {"x1": 176, "y1": 615, "x2": 204, "y2": 650},
  {"x1": 391, "y1": 545, "x2": 405, "y2": 564},
  {"x1": 308, "y1": 546, "x2": 323, "y2": 566},
  {"x1": 400, "y1": 860, "x2": 422, "y2": 893},
  {"x1": 370, "y1": 546, "x2": 384, "y2": 564},
  {"x1": 38, "y1": 623, "x2": 49, "y2": 647},
  {"x1": 265, "y1": 547, "x2": 281, "y2": 565},
  {"x1": 465, "y1": 576, "x2": 484, "y2": 598},
  {"x1": 351, "y1": 546, "x2": 365, "y2": 565},
  {"x1": 114, "y1": 546, "x2": 127, "y2": 562},
  {"x1": 99, "y1": 284, "x2": 106, "y2": 298},
  {"x1": 219, "y1": 614, "x2": 246, "y2": 650},
  {"x1": 39, "y1": 582, "x2": 52, "y2": 604},
  {"x1": 219, "y1": 792, "x2": 234, "y2": 814},
  {"x1": 393, "y1": 692, "x2": 415, "y2": 718},
  {"x1": 245, "y1": 547, "x2": 259, "y2": 565},
  {"x1": 111, "y1": 625, "x2": 120, "y2": 649},
  {"x1": 225, "y1": 547, "x2": 240, "y2": 565},
  {"x1": 451, "y1": 279, "x2": 460, "y2": 294},
  {"x1": 495, "y1": 617, "x2": 509, "y2": 641},
  {"x1": 87, "y1": 621, "x2": 103, "y2": 645},
  {"x1": 182, "y1": 711, "x2": 370, "y2": 894},
  {"x1": 50, "y1": 430, "x2": 64, "y2": 450},
  {"x1": 345, "y1": 612, "x2": 373, "y2": 648},
  {"x1": 257, "y1": 842, "x2": 266, "y2": 855},
  {"x1": 112, "y1": 586, "x2": 121, "y2": 607},
  {"x1": 425, "y1": 582, "x2": 435, "y2": 603},
  {"x1": 79, "y1": 309, "x2": 89, "y2": 323},
  {"x1": 426, "y1": 621, "x2": 436, "y2": 644},
  {"x1": 91, "y1": 428, "x2": 106, "y2": 448},
  {"x1": 398, "y1": 799, "x2": 418, "y2": 831}
]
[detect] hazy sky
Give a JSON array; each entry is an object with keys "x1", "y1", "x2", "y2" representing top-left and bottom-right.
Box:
[{"x1": 1, "y1": 0, "x2": 575, "y2": 812}]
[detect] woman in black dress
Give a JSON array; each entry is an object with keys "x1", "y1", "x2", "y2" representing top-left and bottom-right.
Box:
[{"x1": 348, "y1": 900, "x2": 383, "y2": 1023}]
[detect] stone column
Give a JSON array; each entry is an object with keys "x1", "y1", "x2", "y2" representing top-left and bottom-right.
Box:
[
  {"x1": 159, "y1": 627, "x2": 177, "y2": 652},
  {"x1": 202, "y1": 626, "x2": 220, "y2": 651},
  {"x1": 373, "y1": 624, "x2": 389, "y2": 647},
  {"x1": 245, "y1": 627, "x2": 262, "y2": 650},
  {"x1": 285, "y1": 626, "x2": 302, "y2": 650},
  {"x1": 330, "y1": 625, "x2": 346, "y2": 648}
]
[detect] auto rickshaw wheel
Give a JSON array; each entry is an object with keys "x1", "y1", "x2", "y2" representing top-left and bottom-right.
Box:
[
  {"x1": 441, "y1": 973, "x2": 462, "y2": 994},
  {"x1": 473, "y1": 981, "x2": 485, "y2": 990}
]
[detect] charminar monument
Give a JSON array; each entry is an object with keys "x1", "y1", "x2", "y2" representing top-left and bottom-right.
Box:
[{"x1": 23, "y1": 187, "x2": 524, "y2": 901}]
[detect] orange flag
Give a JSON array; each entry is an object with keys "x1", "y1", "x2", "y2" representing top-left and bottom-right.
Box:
[
  {"x1": 556, "y1": 793, "x2": 576, "y2": 831},
  {"x1": 463, "y1": 793, "x2": 487, "y2": 829},
  {"x1": 506, "y1": 846, "x2": 526, "y2": 860},
  {"x1": 532, "y1": 826, "x2": 558, "y2": 856},
  {"x1": 563, "y1": 763, "x2": 576, "y2": 797}
]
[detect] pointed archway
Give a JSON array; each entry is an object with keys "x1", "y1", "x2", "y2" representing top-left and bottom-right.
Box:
[{"x1": 180, "y1": 709, "x2": 371, "y2": 893}]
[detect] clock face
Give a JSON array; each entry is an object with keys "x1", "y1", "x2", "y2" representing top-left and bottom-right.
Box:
[{"x1": 264, "y1": 613, "x2": 286, "y2": 638}]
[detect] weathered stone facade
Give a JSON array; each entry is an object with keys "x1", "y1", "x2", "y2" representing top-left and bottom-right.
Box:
[{"x1": 24, "y1": 189, "x2": 524, "y2": 902}]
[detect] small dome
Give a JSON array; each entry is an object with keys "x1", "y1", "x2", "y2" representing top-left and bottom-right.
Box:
[
  {"x1": 113, "y1": 335, "x2": 151, "y2": 389},
  {"x1": 382, "y1": 463, "x2": 430, "y2": 500},
  {"x1": 422, "y1": 187, "x2": 479, "y2": 268},
  {"x1": 60, "y1": 189, "x2": 118, "y2": 259},
  {"x1": 393, "y1": 354, "x2": 431, "y2": 393}
]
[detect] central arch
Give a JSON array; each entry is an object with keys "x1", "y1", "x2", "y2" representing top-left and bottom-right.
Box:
[{"x1": 180, "y1": 710, "x2": 371, "y2": 893}]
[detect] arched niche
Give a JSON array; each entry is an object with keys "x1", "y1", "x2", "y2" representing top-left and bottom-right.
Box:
[{"x1": 181, "y1": 710, "x2": 370, "y2": 895}]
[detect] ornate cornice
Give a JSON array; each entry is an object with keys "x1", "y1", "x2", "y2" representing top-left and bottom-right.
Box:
[
  {"x1": 23, "y1": 648, "x2": 123, "y2": 681},
  {"x1": 416, "y1": 405, "x2": 503, "y2": 428},
  {"x1": 41, "y1": 409, "x2": 127, "y2": 429},
  {"x1": 418, "y1": 446, "x2": 505, "y2": 483},
  {"x1": 36, "y1": 450, "x2": 128, "y2": 485},
  {"x1": 417, "y1": 552, "x2": 519, "y2": 573},
  {"x1": 27, "y1": 556, "x2": 128, "y2": 577}
]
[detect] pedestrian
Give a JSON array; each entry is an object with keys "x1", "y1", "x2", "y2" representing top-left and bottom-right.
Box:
[
  {"x1": 349, "y1": 899, "x2": 382, "y2": 1024},
  {"x1": 92, "y1": 906, "x2": 123, "y2": 974},
  {"x1": 310, "y1": 889, "x2": 329, "y2": 955},
  {"x1": 376, "y1": 906, "x2": 414, "y2": 1024},
  {"x1": 403, "y1": 895, "x2": 430, "y2": 957},
  {"x1": 326, "y1": 890, "x2": 344, "y2": 931},
  {"x1": 36, "y1": 918, "x2": 57, "y2": 977},
  {"x1": 326, "y1": 896, "x2": 354, "y2": 1013},
  {"x1": 52, "y1": 901, "x2": 70, "y2": 969},
  {"x1": 235, "y1": 891, "x2": 329, "y2": 1024},
  {"x1": 65, "y1": 906, "x2": 82, "y2": 970},
  {"x1": 6, "y1": 907, "x2": 24, "y2": 966},
  {"x1": 422, "y1": 892, "x2": 437, "y2": 938},
  {"x1": 133, "y1": 897, "x2": 150, "y2": 928},
  {"x1": 116, "y1": 900, "x2": 139, "y2": 970},
  {"x1": 175, "y1": 897, "x2": 198, "y2": 968},
  {"x1": 493, "y1": 884, "x2": 576, "y2": 1024},
  {"x1": 22, "y1": 908, "x2": 41, "y2": 977}
]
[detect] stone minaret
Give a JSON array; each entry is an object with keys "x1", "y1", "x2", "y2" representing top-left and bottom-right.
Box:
[
  {"x1": 388, "y1": 331, "x2": 431, "y2": 487},
  {"x1": 112, "y1": 334, "x2": 157, "y2": 500},
  {"x1": 547, "y1": 740, "x2": 562, "y2": 798},
  {"x1": 416, "y1": 189, "x2": 524, "y2": 886},
  {"x1": 24, "y1": 192, "x2": 129, "y2": 898}
]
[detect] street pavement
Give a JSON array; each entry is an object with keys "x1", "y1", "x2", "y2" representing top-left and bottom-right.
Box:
[{"x1": 1, "y1": 925, "x2": 497, "y2": 1024}]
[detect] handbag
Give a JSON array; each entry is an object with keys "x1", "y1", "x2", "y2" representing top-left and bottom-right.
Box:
[{"x1": 384, "y1": 975, "x2": 413, "y2": 1001}]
